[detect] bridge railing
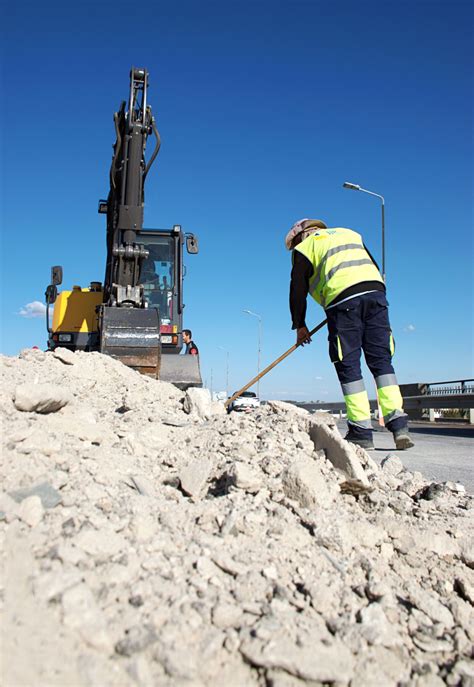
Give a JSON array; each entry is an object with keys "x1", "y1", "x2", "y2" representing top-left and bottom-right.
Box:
[
  {"x1": 293, "y1": 378, "x2": 474, "y2": 422},
  {"x1": 423, "y1": 379, "x2": 474, "y2": 396}
]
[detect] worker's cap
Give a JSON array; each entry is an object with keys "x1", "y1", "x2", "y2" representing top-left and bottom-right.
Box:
[{"x1": 285, "y1": 218, "x2": 327, "y2": 250}]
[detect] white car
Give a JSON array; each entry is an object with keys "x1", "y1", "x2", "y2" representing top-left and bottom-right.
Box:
[{"x1": 228, "y1": 391, "x2": 261, "y2": 413}]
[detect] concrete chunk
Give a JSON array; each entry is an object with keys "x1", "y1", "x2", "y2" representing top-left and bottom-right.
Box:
[
  {"x1": 179, "y1": 457, "x2": 212, "y2": 498},
  {"x1": 183, "y1": 387, "x2": 212, "y2": 419},
  {"x1": 229, "y1": 462, "x2": 262, "y2": 493},
  {"x1": 308, "y1": 420, "x2": 369, "y2": 485},
  {"x1": 282, "y1": 457, "x2": 338, "y2": 509},
  {"x1": 240, "y1": 637, "x2": 355, "y2": 683},
  {"x1": 381, "y1": 453, "x2": 404, "y2": 476},
  {"x1": 10, "y1": 481, "x2": 62, "y2": 509},
  {"x1": 266, "y1": 400, "x2": 310, "y2": 417},
  {"x1": 13, "y1": 383, "x2": 72, "y2": 414},
  {"x1": 358, "y1": 603, "x2": 402, "y2": 647},
  {"x1": 74, "y1": 528, "x2": 126, "y2": 560},
  {"x1": 17, "y1": 495, "x2": 44, "y2": 527}
]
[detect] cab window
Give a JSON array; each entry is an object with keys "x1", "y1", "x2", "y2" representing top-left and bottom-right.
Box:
[{"x1": 138, "y1": 236, "x2": 174, "y2": 323}]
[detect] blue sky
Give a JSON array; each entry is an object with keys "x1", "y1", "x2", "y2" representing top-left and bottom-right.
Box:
[{"x1": 1, "y1": 0, "x2": 473, "y2": 400}]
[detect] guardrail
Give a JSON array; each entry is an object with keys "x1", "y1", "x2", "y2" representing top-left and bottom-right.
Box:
[
  {"x1": 292, "y1": 378, "x2": 474, "y2": 422},
  {"x1": 422, "y1": 379, "x2": 474, "y2": 396}
]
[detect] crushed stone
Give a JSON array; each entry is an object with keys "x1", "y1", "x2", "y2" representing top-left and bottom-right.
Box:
[{"x1": 1, "y1": 348, "x2": 473, "y2": 686}]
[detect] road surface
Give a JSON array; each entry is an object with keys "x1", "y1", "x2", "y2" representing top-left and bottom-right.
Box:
[{"x1": 335, "y1": 421, "x2": 473, "y2": 493}]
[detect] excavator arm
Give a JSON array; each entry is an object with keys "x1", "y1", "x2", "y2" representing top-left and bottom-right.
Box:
[
  {"x1": 101, "y1": 68, "x2": 161, "y2": 306},
  {"x1": 98, "y1": 68, "x2": 163, "y2": 375}
]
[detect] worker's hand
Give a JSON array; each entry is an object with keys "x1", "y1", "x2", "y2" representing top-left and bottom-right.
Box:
[{"x1": 296, "y1": 326, "x2": 312, "y2": 346}]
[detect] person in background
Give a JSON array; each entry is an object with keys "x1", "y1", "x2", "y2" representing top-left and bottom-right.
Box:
[
  {"x1": 287, "y1": 217, "x2": 414, "y2": 451},
  {"x1": 182, "y1": 329, "x2": 199, "y2": 355}
]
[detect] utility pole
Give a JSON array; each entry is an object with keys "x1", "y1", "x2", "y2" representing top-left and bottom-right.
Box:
[
  {"x1": 218, "y1": 347, "x2": 230, "y2": 397},
  {"x1": 243, "y1": 309, "x2": 263, "y2": 398}
]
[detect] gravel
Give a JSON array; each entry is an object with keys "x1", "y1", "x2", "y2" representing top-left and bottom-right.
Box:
[{"x1": 1, "y1": 347, "x2": 473, "y2": 686}]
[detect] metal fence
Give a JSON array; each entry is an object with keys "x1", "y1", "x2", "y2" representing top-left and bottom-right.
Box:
[
  {"x1": 424, "y1": 379, "x2": 474, "y2": 396},
  {"x1": 293, "y1": 378, "x2": 474, "y2": 417}
]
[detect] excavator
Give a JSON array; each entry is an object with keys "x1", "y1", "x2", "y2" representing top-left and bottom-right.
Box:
[{"x1": 44, "y1": 67, "x2": 202, "y2": 388}]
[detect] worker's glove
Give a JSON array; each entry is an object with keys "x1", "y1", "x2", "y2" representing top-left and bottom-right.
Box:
[{"x1": 296, "y1": 326, "x2": 312, "y2": 346}]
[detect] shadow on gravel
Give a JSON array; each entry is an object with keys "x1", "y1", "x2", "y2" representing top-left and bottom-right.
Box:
[{"x1": 207, "y1": 474, "x2": 231, "y2": 498}]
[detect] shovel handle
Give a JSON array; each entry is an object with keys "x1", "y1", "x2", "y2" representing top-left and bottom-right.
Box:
[{"x1": 224, "y1": 318, "x2": 328, "y2": 408}]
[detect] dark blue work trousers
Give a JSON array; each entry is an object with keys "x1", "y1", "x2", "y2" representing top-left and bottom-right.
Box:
[{"x1": 326, "y1": 291, "x2": 407, "y2": 436}]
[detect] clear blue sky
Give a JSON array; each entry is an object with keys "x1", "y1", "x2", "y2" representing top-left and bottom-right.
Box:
[{"x1": 1, "y1": 0, "x2": 473, "y2": 400}]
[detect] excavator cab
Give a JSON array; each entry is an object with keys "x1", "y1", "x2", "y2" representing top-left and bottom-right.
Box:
[{"x1": 136, "y1": 225, "x2": 202, "y2": 387}]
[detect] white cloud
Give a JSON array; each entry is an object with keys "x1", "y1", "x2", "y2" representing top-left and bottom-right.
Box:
[
  {"x1": 404, "y1": 324, "x2": 416, "y2": 332},
  {"x1": 18, "y1": 301, "x2": 47, "y2": 318}
]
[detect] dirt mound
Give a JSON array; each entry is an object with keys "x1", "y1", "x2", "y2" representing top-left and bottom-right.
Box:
[{"x1": 1, "y1": 349, "x2": 473, "y2": 686}]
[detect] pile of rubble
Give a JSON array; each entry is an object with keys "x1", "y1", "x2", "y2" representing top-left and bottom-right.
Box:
[{"x1": 1, "y1": 348, "x2": 473, "y2": 687}]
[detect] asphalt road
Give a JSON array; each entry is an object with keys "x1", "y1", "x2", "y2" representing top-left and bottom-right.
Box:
[{"x1": 336, "y1": 421, "x2": 474, "y2": 493}]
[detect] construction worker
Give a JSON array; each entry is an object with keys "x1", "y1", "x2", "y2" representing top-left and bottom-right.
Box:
[
  {"x1": 182, "y1": 329, "x2": 199, "y2": 355},
  {"x1": 286, "y1": 218, "x2": 414, "y2": 450}
]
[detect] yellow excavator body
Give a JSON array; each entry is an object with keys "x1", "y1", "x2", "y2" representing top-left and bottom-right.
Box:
[{"x1": 52, "y1": 286, "x2": 102, "y2": 333}]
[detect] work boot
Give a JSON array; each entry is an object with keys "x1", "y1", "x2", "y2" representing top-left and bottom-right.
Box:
[
  {"x1": 344, "y1": 431, "x2": 374, "y2": 450},
  {"x1": 393, "y1": 428, "x2": 414, "y2": 450}
]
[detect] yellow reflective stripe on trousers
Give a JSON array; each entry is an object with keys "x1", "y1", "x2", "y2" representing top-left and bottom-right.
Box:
[
  {"x1": 377, "y1": 384, "x2": 404, "y2": 419},
  {"x1": 390, "y1": 332, "x2": 395, "y2": 356},
  {"x1": 344, "y1": 390, "x2": 371, "y2": 423},
  {"x1": 337, "y1": 335, "x2": 343, "y2": 361}
]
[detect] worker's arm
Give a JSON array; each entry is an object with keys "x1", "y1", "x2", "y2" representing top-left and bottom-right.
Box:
[{"x1": 290, "y1": 251, "x2": 313, "y2": 344}]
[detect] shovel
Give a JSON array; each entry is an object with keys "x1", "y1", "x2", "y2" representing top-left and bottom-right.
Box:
[{"x1": 224, "y1": 318, "x2": 328, "y2": 408}]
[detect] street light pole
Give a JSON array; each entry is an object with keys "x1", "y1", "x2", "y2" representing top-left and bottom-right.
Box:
[
  {"x1": 343, "y1": 182, "x2": 386, "y2": 282},
  {"x1": 381, "y1": 200, "x2": 385, "y2": 283},
  {"x1": 242, "y1": 309, "x2": 262, "y2": 398},
  {"x1": 218, "y1": 346, "x2": 230, "y2": 398}
]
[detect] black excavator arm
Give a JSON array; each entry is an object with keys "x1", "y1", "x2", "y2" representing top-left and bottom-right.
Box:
[
  {"x1": 97, "y1": 68, "x2": 163, "y2": 375},
  {"x1": 100, "y1": 67, "x2": 161, "y2": 307}
]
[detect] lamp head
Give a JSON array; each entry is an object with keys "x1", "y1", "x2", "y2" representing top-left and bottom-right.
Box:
[{"x1": 343, "y1": 182, "x2": 361, "y2": 191}]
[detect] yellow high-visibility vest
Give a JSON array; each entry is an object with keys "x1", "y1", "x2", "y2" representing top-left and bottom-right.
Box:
[{"x1": 294, "y1": 227, "x2": 383, "y2": 308}]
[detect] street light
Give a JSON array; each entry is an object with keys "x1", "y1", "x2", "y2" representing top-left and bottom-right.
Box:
[
  {"x1": 218, "y1": 346, "x2": 230, "y2": 398},
  {"x1": 343, "y1": 181, "x2": 386, "y2": 282},
  {"x1": 242, "y1": 309, "x2": 262, "y2": 398}
]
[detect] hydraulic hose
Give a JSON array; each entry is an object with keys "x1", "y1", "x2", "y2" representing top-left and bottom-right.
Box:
[
  {"x1": 110, "y1": 111, "x2": 122, "y2": 190},
  {"x1": 144, "y1": 116, "x2": 161, "y2": 180}
]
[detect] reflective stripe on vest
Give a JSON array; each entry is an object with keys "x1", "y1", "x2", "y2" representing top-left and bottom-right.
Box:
[{"x1": 295, "y1": 228, "x2": 383, "y2": 308}]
